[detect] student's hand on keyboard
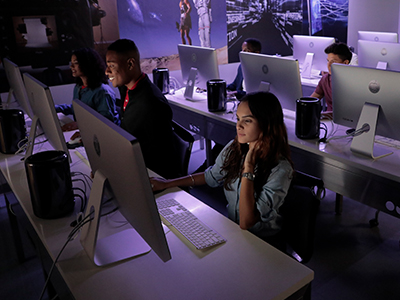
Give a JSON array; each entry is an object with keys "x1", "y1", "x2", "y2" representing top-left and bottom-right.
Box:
[
  {"x1": 150, "y1": 177, "x2": 169, "y2": 192},
  {"x1": 62, "y1": 121, "x2": 79, "y2": 132}
]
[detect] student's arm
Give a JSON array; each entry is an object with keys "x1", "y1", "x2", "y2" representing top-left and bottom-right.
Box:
[
  {"x1": 310, "y1": 91, "x2": 322, "y2": 99},
  {"x1": 239, "y1": 142, "x2": 261, "y2": 229},
  {"x1": 150, "y1": 173, "x2": 206, "y2": 191},
  {"x1": 55, "y1": 104, "x2": 73, "y2": 115}
]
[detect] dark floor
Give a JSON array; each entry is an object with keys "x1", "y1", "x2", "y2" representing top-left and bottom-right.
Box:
[{"x1": 1, "y1": 140, "x2": 400, "y2": 299}]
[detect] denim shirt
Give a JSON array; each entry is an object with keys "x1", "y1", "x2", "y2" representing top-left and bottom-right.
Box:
[
  {"x1": 55, "y1": 83, "x2": 119, "y2": 125},
  {"x1": 204, "y1": 141, "x2": 293, "y2": 240}
]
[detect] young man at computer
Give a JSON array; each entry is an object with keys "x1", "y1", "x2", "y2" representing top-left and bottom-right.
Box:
[
  {"x1": 310, "y1": 42, "x2": 352, "y2": 118},
  {"x1": 105, "y1": 39, "x2": 180, "y2": 179},
  {"x1": 227, "y1": 38, "x2": 262, "y2": 100}
]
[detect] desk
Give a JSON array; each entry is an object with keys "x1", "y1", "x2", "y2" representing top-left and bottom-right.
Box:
[
  {"x1": 0, "y1": 134, "x2": 313, "y2": 299},
  {"x1": 167, "y1": 89, "x2": 400, "y2": 221}
]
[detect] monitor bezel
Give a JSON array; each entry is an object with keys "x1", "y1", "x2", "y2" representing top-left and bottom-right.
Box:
[
  {"x1": 178, "y1": 44, "x2": 220, "y2": 100},
  {"x1": 357, "y1": 39, "x2": 400, "y2": 72},
  {"x1": 358, "y1": 31, "x2": 398, "y2": 43},
  {"x1": 332, "y1": 63, "x2": 400, "y2": 158},
  {"x1": 292, "y1": 35, "x2": 336, "y2": 73},
  {"x1": 22, "y1": 72, "x2": 70, "y2": 162},
  {"x1": 239, "y1": 51, "x2": 303, "y2": 111},
  {"x1": 3, "y1": 58, "x2": 34, "y2": 118},
  {"x1": 73, "y1": 99, "x2": 171, "y2": 266}
]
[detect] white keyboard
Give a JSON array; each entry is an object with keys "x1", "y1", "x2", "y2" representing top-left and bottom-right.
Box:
[{"x1": 156, "y1": 198, "x2": 226, "y2": 250}]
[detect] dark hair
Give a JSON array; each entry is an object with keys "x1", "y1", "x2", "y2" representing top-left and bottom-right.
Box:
[
  {"x1": 107, "y1": 38, "x2": 140, "y2": 61},
  {"x1": 244, "y1": 38, "x2": 262, "y2": 53},
  {"x1": 72, "y1": 48, "x2": 108, "y2": 89},
  {"x1": 220, "y1": 92, "x2": 293, "y2": 194},
  {"x1": 324, "y1": 42, "x2": 352, "y2": 62}
]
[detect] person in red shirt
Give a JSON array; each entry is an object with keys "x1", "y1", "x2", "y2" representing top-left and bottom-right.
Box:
[
  {"x1": 311, "y1": 42, "x2": 352, "y2": 118},
  {"x1": 106, "y1": 39, "x2": 180, "y2": 179}
]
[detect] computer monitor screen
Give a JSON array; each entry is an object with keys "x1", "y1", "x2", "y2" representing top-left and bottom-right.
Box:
[
  {"x1": 73, "y1": 99, "x2": 171, "y2": 266},
  {"x1": 239, "y1": 52, "x2": 303, "y2": 111},
  {"x1": 332, "y1": 63, "x2": 400, "y2": 159},
  {"x1": 358, "y1": 40, "x2": 400, "y2": 71},
  {"x1": 3, "y1": 58, "x2": 34, "y2": 118},
  {"x1": 358, "y1": 31, "x2": 398, "y2": 43},
  {"x1": 178, "y1": 44, "x2": 220, "y2": 100},
  {"x1": 22, "y1": 73, "x2": 70, "y2": 161},
  {"x1": 292, "y1": 35, "x2": 335, "y2": 76}
]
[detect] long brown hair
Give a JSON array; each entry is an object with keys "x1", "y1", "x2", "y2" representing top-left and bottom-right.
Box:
[
  {"x1": 220, "y1": 91, "x2": 293, "y2": 195},
  {"x1": 73, "y1": 48, "x2": 108, "y2": 89}
]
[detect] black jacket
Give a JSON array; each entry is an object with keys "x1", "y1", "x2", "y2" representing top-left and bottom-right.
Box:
[{"x1": 119, "y1": 75, "x2": 179, "y2": 179}]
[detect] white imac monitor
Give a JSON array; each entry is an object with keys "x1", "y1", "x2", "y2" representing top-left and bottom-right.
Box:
[
  {"x1": 22, "y1": 73, "x2": 70, "y2": 161},
  {"x1": 178, "y1": 44, "x2": 220, "y2": 101},
  {"x1": 239, "y1": 52, "x2": 303, "y2": 111},
  {"x1": 357, "y1": 40, "x2": 400, "y2": 71},
  {"x1": 292, "y1": 35, "x2": 335, "y2": 78},
  {"x1": 3, "y1": 58, "x2": 33, "y2": 118},
  {"x1": 73, "y1": 99, "x2": 171, "y2": 266},
  {"x1": 358, "y1": 31, "x2": 398, "y2": 43},
  {"x1": 332, "y1": 63, "x2": 400, "y2": 159}
]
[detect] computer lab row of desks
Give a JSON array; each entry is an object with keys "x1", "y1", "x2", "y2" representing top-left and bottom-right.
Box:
[
  {"x1": 166, "y1": 88, "x2": 400, "y2": 221},
  {"x1": 0, "y1": 98, "x2": 313, "y2": 298},
  {"x1": 2, "y1": 72, "x2": 400, "y2": 299}
]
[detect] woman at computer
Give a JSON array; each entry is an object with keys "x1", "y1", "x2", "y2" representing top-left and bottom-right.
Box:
[
  {"x1": 151, "y1": 91, "x2": 293, "y2": 244},
  {"x1": 56, "y1": 47, "x2": 119, "y2": 132}
]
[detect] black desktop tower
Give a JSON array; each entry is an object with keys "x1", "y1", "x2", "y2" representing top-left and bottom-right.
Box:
[{"x1": 0, "y1": 109, "x2": 26, "y2": 154}]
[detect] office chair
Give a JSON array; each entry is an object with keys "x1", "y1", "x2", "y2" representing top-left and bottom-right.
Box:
[
  {"x1": 171, "y1": 120, "x2": 195, "y2": 177},
  {"x1": 280, "y1": 170, "x2": 324, "y2": 264}
]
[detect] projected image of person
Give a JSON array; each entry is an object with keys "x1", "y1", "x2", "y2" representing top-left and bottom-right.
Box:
[
  {"x1": 179, "y1": 0, "x2": 192, "y2": 45},
  {"x1": 310, "y1": 42, "x2": 352, "y2": 117},
  {"x1": 151, "y1": 92, "x2": 293, "y2": 246},
  {"x1": 193, "y1": 0, "x2": 211, "y2": 47},
  {"x1": 56, "y1": 47, "x2": 119, "y2": 133},
  {"x1": 106, "y1": 39, "x2": 180, "y2": 179},
  {"x1": 227, "y1": 38, "x2": 262, "y2": 100}
]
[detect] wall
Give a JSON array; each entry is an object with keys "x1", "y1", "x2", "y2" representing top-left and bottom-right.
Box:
[{"x1": 348, "y1": 0, "x2": 400, "y2": 52}]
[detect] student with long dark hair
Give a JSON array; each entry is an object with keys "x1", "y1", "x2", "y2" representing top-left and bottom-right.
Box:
[
  {"x1": 56, "y1": 47, "x2": 119, "y2": 131},
  {"x1": 151, "y1": 91, "x2": 293, "y2": 242}
]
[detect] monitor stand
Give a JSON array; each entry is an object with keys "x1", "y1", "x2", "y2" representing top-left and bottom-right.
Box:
[
  {"x1": 301, "y1": 53, "x2": 314, "y2": 79},
  {"x1": 258, "y1": 81, "x2": 271, "y2": 92},
  {"x1": 25, "y1": 115, "x2": 38, "y2": 159},
  {"x1": 376, "y1": 61, "x2": 388, "y2": 70},
  {"x1": 80, "y1": 170, "x2": 151, "y2": 267},
  {"x1": 24, "y1": 115, "x2": 70, "y2": 162},
  {"x1": 5, "y1": 87, "x2": 15, "y2": 109},
  {"x1": 350, "y1": 102, "x2": 393, "y2": 159},
  {"x1": 184, "y1": 67, "x2": 198, "y2": 100},
  {"x1": 184, "y1": 67, "x2": 206, "y2": 101}
]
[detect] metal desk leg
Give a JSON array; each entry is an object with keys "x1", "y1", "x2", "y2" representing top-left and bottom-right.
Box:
[
  {"x1": 5, "y1": 193, "x2": 26, "y2": 263},
  {"x1": 205, "y1": 139, "x2": 214, "y2": 167}
]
